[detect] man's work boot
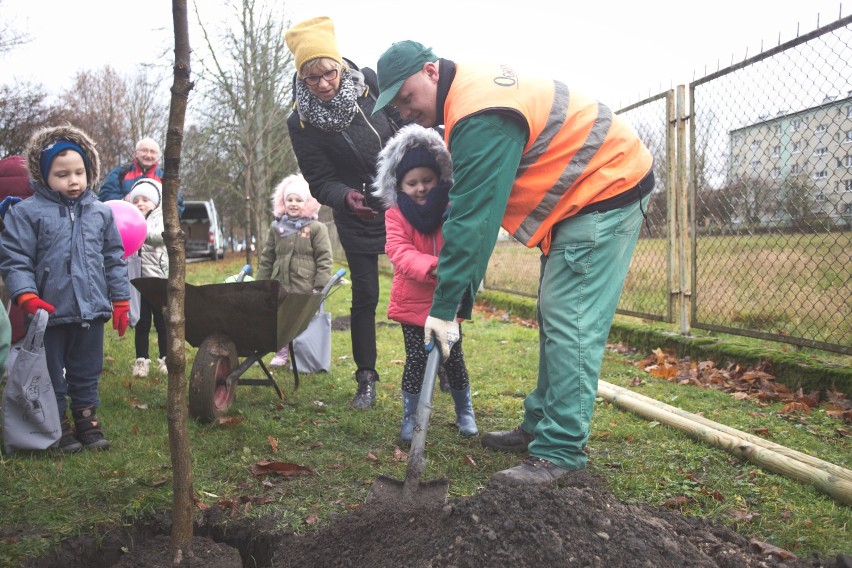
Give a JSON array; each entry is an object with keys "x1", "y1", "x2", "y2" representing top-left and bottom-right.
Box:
[
  {"x1": 481, "y1": 426, "x2": 533, "y2": 453},
  {"x1": 491, "y1": 456, "x2": 579, "y2": 486},
  {"x1": 350, "y1": 369, "x2": 378, "y2": 410}
]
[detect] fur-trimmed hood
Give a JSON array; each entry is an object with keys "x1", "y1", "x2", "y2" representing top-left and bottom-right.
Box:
[
  {"x1": 372, "y1": 124, "x2": 452, "y2": 208},
  {"x1": 25, "y1": 124, "x2": 101, "y2": 190}
]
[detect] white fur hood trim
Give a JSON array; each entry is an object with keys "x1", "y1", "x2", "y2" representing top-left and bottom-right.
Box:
[{"x1": 371, "y1": 124, "x2": 452, "y2": 208}]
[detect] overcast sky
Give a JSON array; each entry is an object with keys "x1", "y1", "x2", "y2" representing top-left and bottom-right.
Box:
[{"x1": 0, "y1": 0, "x2": 847, "y2": 108}]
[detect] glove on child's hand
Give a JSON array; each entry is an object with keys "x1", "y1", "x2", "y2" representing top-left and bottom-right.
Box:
[
  {"x1": 17, "y1": 293, "x2": 55, "y2": 315},
  {"x1": 112, "y1": 300, "x2": 130, "y2": 337},
  {"x1": 345, "y1": 190, "x2": 378, "y2": 221}
]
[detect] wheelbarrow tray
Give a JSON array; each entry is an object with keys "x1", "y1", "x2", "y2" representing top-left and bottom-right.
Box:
[{"x1": 132, "y1": 277, "x2": 323, "y2": 357}]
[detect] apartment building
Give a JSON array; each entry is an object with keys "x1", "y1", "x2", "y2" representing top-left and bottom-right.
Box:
[{"x1": 728, "y1": 93, "x2": 852, "y2": 227}]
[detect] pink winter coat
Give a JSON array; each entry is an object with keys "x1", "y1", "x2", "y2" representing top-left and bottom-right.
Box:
[{"x1": 385, "y1": 206, "x2": 444, "y2": 326}]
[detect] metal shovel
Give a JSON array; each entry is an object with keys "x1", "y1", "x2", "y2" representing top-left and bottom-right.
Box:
[{"x1": 368, "y1": 344, "x2": 450, "y2": 506}]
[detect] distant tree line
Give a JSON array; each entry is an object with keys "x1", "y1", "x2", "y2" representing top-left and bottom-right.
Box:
[{"x1": 0, "y1": 0, "x2": 300, "y2": 257}]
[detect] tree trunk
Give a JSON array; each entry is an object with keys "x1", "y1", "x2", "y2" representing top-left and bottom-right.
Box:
[{"x1": 165, "y1": 1, "x2": 194, "y2": 565}]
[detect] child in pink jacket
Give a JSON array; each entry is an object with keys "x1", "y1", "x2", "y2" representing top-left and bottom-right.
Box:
[{"x1": 372, "y1": 124, "x2": 477, "y2": 444}]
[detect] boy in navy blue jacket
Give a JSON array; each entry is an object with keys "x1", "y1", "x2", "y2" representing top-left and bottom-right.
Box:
[{"x1": 0, "y1": 125, "x2": 130, "y2": 453}]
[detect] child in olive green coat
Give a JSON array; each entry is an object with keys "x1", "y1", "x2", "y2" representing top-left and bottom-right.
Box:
[{"x1": 257, "y1": 174, "x2": 333, "y2": 366}]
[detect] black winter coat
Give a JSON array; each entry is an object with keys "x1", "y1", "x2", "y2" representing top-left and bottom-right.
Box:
[{"x1": 287, "y1": 59, "x2": 400, "y2": 255}]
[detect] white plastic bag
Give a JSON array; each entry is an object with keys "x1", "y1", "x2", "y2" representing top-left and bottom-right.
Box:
[{"x1": 292, "y1": 301, "x2": 332, "y2": 373}]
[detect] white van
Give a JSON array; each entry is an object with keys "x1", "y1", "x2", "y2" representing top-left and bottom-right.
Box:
[{"x1": 181, "y1": 200, "x2": 225, "y2": 260}]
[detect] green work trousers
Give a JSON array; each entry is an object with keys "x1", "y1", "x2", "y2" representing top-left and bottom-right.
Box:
[{"x1": 523, "y1": 196, "x2": 649, "y2": 470}]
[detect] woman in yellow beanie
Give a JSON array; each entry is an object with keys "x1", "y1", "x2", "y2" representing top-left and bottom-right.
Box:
[{"x1": 285, "y1": 17, "x2": 401, "y2": 411}]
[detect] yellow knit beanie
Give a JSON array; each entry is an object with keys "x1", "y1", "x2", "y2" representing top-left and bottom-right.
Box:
[{"x1": 285, "y1": 16, "x2": 343, "y2": 73}]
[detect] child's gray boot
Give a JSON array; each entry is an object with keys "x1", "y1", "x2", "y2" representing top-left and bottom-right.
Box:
[
  {"x1": 400, "y1": 390, "x2": 420, "y2": 445},
  {"x1": 449, "y1": 385, "x2": 479, "y2": 437}
]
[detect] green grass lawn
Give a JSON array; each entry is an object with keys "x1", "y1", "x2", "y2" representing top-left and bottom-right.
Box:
[{"x1": 0, "y1": 253, "x2": 849, "y2": 565}]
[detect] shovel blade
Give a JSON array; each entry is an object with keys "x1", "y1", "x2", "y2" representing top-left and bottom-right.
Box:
[{"x1": 368, "y1": 474, "x2": 450, "y2": 506}]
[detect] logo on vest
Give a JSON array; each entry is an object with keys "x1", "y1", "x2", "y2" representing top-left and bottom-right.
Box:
[{"x1": 493, "y1": 64, "x2": 517, "y2": 88}]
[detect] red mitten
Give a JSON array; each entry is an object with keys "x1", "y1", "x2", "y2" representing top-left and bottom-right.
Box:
[
  {"x1": 17, "y1": 293, "x2": 55, "y2": 315},
  {"x1": 345, "y1": 190, "x2": 378, "y2": 220},
  {"x1": 112, "y1": 300, "x2": 130, "y2": 337}
]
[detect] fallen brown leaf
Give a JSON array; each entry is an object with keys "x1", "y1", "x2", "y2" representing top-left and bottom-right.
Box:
[
  {"x1": 393, "y1": 446, "x2": 408, "y2": 462},
  {"x1": 217, "y1": 415, "x2": 245, "y2": 425},
  {"x1": 661, "y1": 496, "x2": 691, "y2": 508},
  {"x1": 250, "y1": 460, "x2": 315, "y2": 477}
]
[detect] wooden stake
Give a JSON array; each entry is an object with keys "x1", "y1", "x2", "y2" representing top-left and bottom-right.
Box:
[
  {"x1": 600, "y1": 381, "x2": 852, "y2": 484},
  {"x1": 597, "y1": 381, "x2": 852, "y2": 506}
]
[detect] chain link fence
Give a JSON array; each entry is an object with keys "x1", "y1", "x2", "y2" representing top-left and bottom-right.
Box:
[
  {"x1": 480, "y1": 14, "x2": 851, "y2": 355},
  {"x1": 690, "y1": 15, "x2": 851, "y2": 354}
]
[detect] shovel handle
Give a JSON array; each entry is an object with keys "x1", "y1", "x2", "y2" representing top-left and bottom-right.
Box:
[{"x1": 404, "y1": 346, "x2": 444, "y2": 489}]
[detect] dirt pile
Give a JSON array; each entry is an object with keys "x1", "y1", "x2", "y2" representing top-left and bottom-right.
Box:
[
  {"x1": 32, "y1": 472, "x2": 849, "y2": 567},
  {"x1": 268, "y1": 472, "x2": 829, "y2": 568}
]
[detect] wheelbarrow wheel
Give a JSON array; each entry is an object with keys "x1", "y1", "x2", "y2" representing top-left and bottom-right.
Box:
[{"x1": 189, "y1": 334, "x2": 238, "y2": 423}]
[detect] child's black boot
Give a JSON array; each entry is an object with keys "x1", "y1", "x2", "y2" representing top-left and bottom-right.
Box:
[
  {"x1": 73, "y1": 406, "x2": 110, "y2": 451},
  {"x1": 57, "y1": 413, "x2": 83, "y2": 454}
]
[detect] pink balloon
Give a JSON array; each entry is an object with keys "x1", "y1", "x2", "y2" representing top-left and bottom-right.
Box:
[{"x1": 105, "y1": 200, "x2": 147, "y2": 259}]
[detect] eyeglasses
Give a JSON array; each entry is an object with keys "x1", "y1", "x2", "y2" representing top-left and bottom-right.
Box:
[{"x1": 302, "y1": 68, "x2": 339, "y2": 86}]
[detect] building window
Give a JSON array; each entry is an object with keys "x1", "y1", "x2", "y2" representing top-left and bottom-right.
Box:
[
  {"x1": 771, "y1": 168, "x2": 780, "y2": 178},
  {"x1": 814, "y1": 170, "x2": 828, "y2": 179},
  {"x1": 841, "y1": 155, "x2": 852, "y2": 168},
  {"x1": 815, "y1": 193, "x2": 827, "y2": 203},
  {"x1": 790, "y1": 119, "x2": 802, "y2": 131},
  {"x1": 791, "y1": 142, "x2": 801, "y2": 154},
  {"x1": 751, "y1": 160, "x2": 760, "y2": 170},
  {"x1": 815, "y1": 124, "x2": 827, "y2": 134},
  {"x1": 791, "y1": 164, "x2": 802, "y2": 174},
  {"x1": 735, "y1": 134, "x2": 743, "y2": 144},
  {"x1": 847, "y1": 106, "x2": 852, "y2": 119},
  {"x1": 772, "y1": 145, "x2": 781, "y2": 157},
  {"x1": 842, "y1": 179, "x2": 852, "y2": 192},
  {"x1": 815, "y1": 147, "x2": 827, "y2": 157},
  {"x1": 845, "y1": 131, "x2": 852, "y2": 143},
  {"x1": 750, "y1": 141, "x2": 760, "y2": 151}
]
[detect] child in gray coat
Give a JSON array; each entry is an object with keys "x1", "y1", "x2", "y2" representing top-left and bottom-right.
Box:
[{"x1": 0, "y1": 125, "x2": 130, "y2": 453}]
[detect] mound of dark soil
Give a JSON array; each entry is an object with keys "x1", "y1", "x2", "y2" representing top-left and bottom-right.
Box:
[{"x1": 77, "y1": 471, "x2": 847, "y2": 568}]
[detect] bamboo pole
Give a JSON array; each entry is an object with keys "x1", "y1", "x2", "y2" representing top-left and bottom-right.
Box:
[
  {"x1": 600, "y1": 381, "x2": 852, "y2": 484},
  {"x1": 597, "y1": 381, "x2": 852, "y2": 506}
]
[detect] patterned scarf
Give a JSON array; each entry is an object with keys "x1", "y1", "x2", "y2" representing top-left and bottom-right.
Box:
[
  {"x1": 295, "y1": 68, "x2": 363, "y2": 133},
  {"x1": 273, "y1": 215, "x2": 313, "y2": 238},
  {"x1": 396, "y1": 181, "x2": 452, "y2": 235}
]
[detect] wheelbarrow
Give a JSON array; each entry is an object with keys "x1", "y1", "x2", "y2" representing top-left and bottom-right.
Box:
[{"x1": 132, "y1": 268, "x2": 346, "y2": 422}]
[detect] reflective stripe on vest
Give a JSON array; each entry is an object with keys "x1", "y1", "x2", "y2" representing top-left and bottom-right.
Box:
[{"x1": 444, "y1": 64, "x2": 652, "y2": 253}]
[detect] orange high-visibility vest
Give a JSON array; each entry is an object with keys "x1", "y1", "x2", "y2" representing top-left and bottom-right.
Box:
[{"x1": 444, "y1": 63, "x2": 653, "y2": 254}]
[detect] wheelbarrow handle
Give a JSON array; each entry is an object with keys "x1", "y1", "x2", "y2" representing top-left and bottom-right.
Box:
[{"x1": 320, "y1": 268, "x2": 347, "y2": 298}]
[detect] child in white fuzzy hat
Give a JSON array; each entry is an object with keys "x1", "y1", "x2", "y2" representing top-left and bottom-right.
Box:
[
  {"x1": 257, "y1": 173, "x2": 333, "y2": 367},
  {"x1": 126, "y1": 178, "x2": 168, "y2": 379}
]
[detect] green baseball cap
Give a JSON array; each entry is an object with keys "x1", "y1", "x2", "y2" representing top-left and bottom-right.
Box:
[{"x1": 373, "y1": 40, "x2": 437, "y2": 115}]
